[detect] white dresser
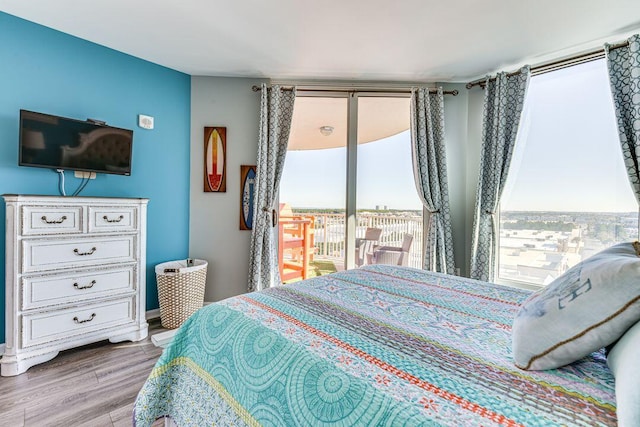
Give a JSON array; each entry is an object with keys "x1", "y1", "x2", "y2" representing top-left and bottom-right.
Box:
[{"x1": 2, "y1": 195, "x2": 149, "y2": 376}]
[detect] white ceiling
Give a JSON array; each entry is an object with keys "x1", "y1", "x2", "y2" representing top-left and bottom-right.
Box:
[{"x1": 1, "y1": 0, "x2": 640, "y2": 82}]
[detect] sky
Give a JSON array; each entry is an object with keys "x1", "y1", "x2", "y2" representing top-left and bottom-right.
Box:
[
  {"x1": 280, "y1": 58, "x2": 638, "y2": 213},
  {"x1": 502, "y1": 59, "x2": 637, "y2": 213}
]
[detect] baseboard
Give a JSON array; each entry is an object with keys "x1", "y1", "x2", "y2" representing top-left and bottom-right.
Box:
[
  {"x1": 146, "y1": 308, "x2": 161, "y2": 320},
  {"x1": 147, "y1": 303, "x2": 213, "y2": 321}
]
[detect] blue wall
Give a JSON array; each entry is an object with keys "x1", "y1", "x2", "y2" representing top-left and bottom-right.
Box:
[{"x1": 0, "y1": 13, "x2": 191, "y2": 342}]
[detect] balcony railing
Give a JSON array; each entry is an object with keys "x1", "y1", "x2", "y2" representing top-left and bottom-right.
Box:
[{"x1": 295, "y1": 212, "x2": 424, "y2": 269}]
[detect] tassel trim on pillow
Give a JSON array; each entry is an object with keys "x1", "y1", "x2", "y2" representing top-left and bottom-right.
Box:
[{"x1": 633, "y1": 241, "x2": 640, "y2": 257}]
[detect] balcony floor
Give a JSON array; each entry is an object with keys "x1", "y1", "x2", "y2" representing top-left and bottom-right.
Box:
[{"x1": 282, "y1": 256, "x2": 343, "y2": 284}]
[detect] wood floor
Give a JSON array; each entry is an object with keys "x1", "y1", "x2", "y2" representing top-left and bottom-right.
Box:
[{"x1": 0, "y1": 318, "x2": 168, "y2": 427}]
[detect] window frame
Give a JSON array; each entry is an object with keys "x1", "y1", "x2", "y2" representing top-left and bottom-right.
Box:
[
  {"x1": 494, "y1": 60, "x2": 639, "y2": 289},
  {"x1": 280, "y1": 90, "x2": 426, "y2": 272}
]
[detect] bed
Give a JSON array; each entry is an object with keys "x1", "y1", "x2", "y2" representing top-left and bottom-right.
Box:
[{"x1": 134, "y1": 265, "x2": 617, "y2": 426}]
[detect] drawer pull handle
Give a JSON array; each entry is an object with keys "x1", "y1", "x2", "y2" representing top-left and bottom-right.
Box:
[
  {"x1": 41, "y1": 215, "x2": 67, "y2": 224},
  {"x1": 73, "y1": 247, "x2": 97, "y2": 256},
  {"x1": 103, "y1": 215, "x2": 124, "y2": 223},
  {"x1": 73, "y1": 313, "x2": 96, "y2": 324},
  {"x1": 73, "y1": 280, "x2": 96, "y2": 290}
]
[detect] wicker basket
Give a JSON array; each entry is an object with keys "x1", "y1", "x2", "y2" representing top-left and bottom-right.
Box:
[{"x1": 155, "y1": 259, "x2": 207, "y2": 329}]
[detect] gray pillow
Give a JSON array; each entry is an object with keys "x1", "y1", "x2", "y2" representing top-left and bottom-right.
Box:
[{"x1": 512, "y1": 241, "x2": 640, "y2": 370}]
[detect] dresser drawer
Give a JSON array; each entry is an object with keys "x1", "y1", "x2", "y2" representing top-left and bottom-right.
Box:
[
  {"x1": 22, "y1": 267, "x2": 135, "y2": 310},
  {"x1": 88, "y1": 206, "x2": 137, "y2": 233},
  {"x1": 22, "y1": 205, "x2": 83, "y2": 236},
  {"x1": 22, "y1": 298, "x2": 135, "y2": 347},
  {"x1": 22, "y1": 236, "x2": 136, "y2": 273}
]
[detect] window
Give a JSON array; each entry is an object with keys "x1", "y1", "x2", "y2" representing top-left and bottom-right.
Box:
[
  {"x1": 278, "y1": 93, "x2": 422, "y2": 282},
  {"x1": 356, "y1": 97, "x2": 422, "y2": 270},
  {"x1": 499, "y1": 59, "x2": 639, "y2": 287}
]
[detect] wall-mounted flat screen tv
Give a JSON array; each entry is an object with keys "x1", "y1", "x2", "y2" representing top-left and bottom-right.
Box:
[{"x1": 19, "y1": 110, "x2": 134, "y2": 176}]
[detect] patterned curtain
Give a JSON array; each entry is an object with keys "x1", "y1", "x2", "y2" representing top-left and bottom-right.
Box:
[
  {"x1": 248, "y1": 84, "x2": 295, "y2": 292},
  {"x1": 606, "y1": 35, "x2": 640, "y2": 205},
  {"x1": 410, "y1": 87, "x2": 455, "y2": 274},
  {"x1": 470, "y1": 67, "x2": 530, "y2": 282}
]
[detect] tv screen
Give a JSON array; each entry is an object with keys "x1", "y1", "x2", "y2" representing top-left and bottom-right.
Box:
[{"x1": 19, "y1": 110, "x2": 134, "y2": 176}]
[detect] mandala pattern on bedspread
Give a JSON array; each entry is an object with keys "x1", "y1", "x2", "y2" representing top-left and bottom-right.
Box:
[{"x1": 134, "y1": 265, "x2": 616, "y2": 426}]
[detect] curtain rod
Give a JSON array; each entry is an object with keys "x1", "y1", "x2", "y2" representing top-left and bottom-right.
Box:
[
  {"x1": 251, "y1": 85, "x2": 458, "y2": 96},
  {"x1": 465, "y1": 40, "x2": 630, "y2": 89}
]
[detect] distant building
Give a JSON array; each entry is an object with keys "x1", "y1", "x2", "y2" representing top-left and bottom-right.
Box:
[{"x1": 499, "y1": 226, "x2": 582, "y2": 286}]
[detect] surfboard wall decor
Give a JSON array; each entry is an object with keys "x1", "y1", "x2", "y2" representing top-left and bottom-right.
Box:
[
  {"x1": 240, "y1": 165, "x2": 256, "y2": 230},
  {"x1": 204, "y1": 126, "x2": 227, "y2": 192}
]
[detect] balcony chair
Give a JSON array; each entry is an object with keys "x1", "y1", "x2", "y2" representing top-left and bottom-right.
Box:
[
  {"x1": 372, "y1": 233, "x2": 413, "y2": 266},
  {"x1": 355, "y1": 227, "x2": 383, "y2": 267}
]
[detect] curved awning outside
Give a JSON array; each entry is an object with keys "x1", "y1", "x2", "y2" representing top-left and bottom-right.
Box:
[{"x1": 287, "y1": 96, "x2": 411, "y2": 151}]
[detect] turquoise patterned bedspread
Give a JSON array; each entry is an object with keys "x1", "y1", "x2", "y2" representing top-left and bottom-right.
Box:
[{"x1": 134, "y1": 265, "x2": 616, "y2": 426}]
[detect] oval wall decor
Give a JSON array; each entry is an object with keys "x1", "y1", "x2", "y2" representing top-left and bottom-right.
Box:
[
  {"x1": 240, "y1": 165, "x2": 256, "y2": 230},
  {"x1": 204, "y1": 127, "x2": 226, "y2": 192}
]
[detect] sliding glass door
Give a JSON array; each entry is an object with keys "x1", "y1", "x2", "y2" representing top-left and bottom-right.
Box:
[
  {"x1": 279, "y1": 95, "x2": 348, "y2": 282},
  {"x1": 356, "y1": 96, "x2": 422, "y2": 269},
  {"x1": 279, "y1": 91, "x2": 421, "y2": 283}
]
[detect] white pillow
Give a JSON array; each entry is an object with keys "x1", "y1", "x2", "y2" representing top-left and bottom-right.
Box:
[
  {"x1": 607, "y1": 321, "x2": 640, "y2": 427},
  {"x1": 512, "y1": 242, "x2": 640, "y2": 370}
]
